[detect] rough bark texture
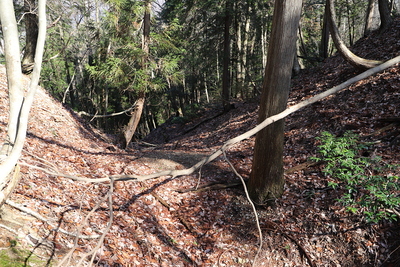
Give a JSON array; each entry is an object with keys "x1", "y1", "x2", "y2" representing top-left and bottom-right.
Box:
[
  {"x1": 320, "y1": 1, "x2": 330, "y2": 59},
  {"x1": 364, "y1": 0, "x2": 376, "y2": 35},
  {"x1": 327, "y1": 0, "x2": 382, "y2": 70},
  {"x1": 124, "y1": 96, "x2": 145, "y2": 148},
  {"x1": 222, "y1": 1, "x2": 232, "y2": 112},
  {"x1": 248, "y1": 0, "x2": 302, "y2": 204},
  {"x1": 22, "y1": 0, "x2": 38, "y2": 73},
  {"x1": 378, "y1": 0, "x2": 393, "y2": 31},
  {"x1": 124, "y1": 0, "x2": 151, "y2": 148}
]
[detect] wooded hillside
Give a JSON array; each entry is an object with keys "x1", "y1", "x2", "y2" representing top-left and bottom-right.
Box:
[{"x1": 0, "y1": 9, "x2": 399, "y2": 267}]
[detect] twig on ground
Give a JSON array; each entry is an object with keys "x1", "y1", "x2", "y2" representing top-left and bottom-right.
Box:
[
  {"x1": 5, "y1": 199, "x2": 101, "y2": 240},
  {"x1": 263, "y1": 222, "x2": 316, "y2": 267},
  {"x1": 19, "y1": 56, "x2": 400, "y2": 185},
  {"x1": 281, "y1": 231, "x2": 316, "y2": 267},
  {"x1": 22, "y1": 149, "x2": 59, "y2": 173},
  {"x1": 56, "y1": 179, "x2": 114, "y2": 267},
  {"x1": 176, "y1": 181, "x2": 241, "y2": 193},
  {"x1": 0, "y1": 223, "x2": 18, "y2": 235},
  {"x1": 149, "y1": 187, "x2": 197, "y2": 235},
  {"x1": 217, "y1": 249, "x2": 234, "y2": 267},
  {"x1": 222, "y1": 150, "x2": 262, "y2": 267}
]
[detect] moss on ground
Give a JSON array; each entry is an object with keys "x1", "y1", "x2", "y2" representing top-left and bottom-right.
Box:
[{"x1": 0, "y1": 242, "x2": 48, "y2": 267}]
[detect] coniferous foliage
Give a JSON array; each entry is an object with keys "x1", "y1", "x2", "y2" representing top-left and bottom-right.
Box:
[{"x1": 22, "y1": 0, "x2": 395, "y2": 139}]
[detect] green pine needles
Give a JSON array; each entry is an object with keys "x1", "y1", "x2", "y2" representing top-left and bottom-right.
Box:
[{"x1": 312, "y1": 131, "x2": 400, "y2": 223}]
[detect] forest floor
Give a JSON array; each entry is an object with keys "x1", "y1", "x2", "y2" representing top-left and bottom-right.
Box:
[{"x1": 0, "y1": 19, "x2": 400, "y2": 267}]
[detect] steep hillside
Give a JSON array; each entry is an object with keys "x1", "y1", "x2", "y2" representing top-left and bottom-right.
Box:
[{"x1": 0, "y1": 18, "x2": 399, "y2": 266}]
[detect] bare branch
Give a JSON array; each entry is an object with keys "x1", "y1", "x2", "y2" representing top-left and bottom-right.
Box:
[
  {"x1": 222, "y1": 151, "x2": 263, "y2": 267},
  {"x1": 5, "y1": 199, "x2": 101, "y2": 240},
  {"x1": 21, "y1": 56, "x2": 400, "y2": 185}
]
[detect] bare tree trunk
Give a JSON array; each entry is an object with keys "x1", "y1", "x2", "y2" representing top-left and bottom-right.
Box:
[
  {"x1": 22, "y1": 0, "x2": 38, "y2": 74},
  {"x1": 0, "y1": 0, "x2": 46, "y2": 205},
  {"x1": 124, "y1": 0, "x2": 151, "y2": 147},
  {"x1": 327, "y1": 0, "x2": 382, "y2": 70},
  {"x1": 222, "y1": 0, "x2": 232, "y2": 112},
  {"x1": 235, "y1": 3, "x2": 251, "y2": 99},
  {"x1": 0, "y1": 0, "x2": 24, "y2": 151},
  {"x1": 124, "y1": 95, "x2": 145, "y2": 147},
  {"x1": 378, "y1": 0, "x2": 393, "y2": 31},
  {"x1": 364, "y1": 0, "x2": 376, "y2": 36},
  {"x1": 248, "y1": 0, "x2": 302, "y2": 205},
  {"x1": 320, "y1": 0, "x2": 330, "y2": 59}
]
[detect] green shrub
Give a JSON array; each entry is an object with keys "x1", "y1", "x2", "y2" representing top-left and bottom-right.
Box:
[{"x1": 312, "y1": 131, "x2": 400, "y2": 223}]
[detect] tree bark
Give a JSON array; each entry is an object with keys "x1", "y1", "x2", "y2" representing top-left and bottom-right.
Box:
[
  {"x1": 222, "y1": 0, "x2": 232, "y2": 112},
  {"x1": 0, "y1": 0, "x2": 24, "y2": 150},
  {"x1": 378, "y1": 0, "x2": 393, "y2": 31},
  {"x1": 22, "y1": 0, "x2": 38, "y2": 74},
  {"x1": 124, "y1": 96, "x2": 145, "y2": 147},
  {"x1": 124, "y1": 0, "x2": 151, "y2": 147},
  {"x1": 0, "y1": 0, "x2": 46, "y2": 205},
  {"x1": 248, "y1": 0, "x2": 302, "y2": 205},
  {"x1": 327, "y1": 0, "x2": 382, "y2": 70},
  {"x1": 320, "y1": 0, "x2": 331, "y2": 59},
  {"x1": 364, "y1": 0, "x2": 377, "y2": 36}
]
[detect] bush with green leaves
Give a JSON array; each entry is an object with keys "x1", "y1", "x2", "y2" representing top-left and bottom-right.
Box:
[{"x1": 312, "y1": 131, "x2": 400, "y2": 223}]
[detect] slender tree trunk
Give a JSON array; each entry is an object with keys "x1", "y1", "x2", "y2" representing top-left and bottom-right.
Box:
[
  {"x1": 222, "y1": 0, "x2": 232, "y2": 112},
  {"x1": 124, "y1": 0, "x2": 151, "y2": 147},
  {"x1": 327, "y1": 0, "x2": 382, "y2": 70},
  {"x1": 320, "y1": 1, "x2": 330, "y2": 59},
  {"x1": 248, "y1": 0, "x2": 302, "y2": 205},
  {"x1": 364, "y1": 0, "x2": 376, "y2": 36}
]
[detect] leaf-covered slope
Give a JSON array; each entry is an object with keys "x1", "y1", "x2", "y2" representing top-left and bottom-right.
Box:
[{"x1": 0, "y1": 18, "x2": 399, "y2": 267}]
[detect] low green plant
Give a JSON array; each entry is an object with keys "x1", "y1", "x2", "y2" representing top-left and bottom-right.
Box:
[
  {"x1": 0, "y1": 246, "x2": 44, "y2": 267},
  {"x1": 312, "y1": 131, "x2": 400, "y2": 223}
]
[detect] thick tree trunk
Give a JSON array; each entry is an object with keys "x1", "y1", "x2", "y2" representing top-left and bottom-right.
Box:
[
  {"x1": 22, "y1": 0, "x2": 38, "y2": 74},
  {"x1": 320, "y1": 0, "x2": 330, "y2": 59},
  {"x1": 378, "y1": 0, "x2": 393, "y2": 31},
  {"x1": 327, "y1": 0, "x2": 382, "y2": 70},
  {"x1": 124, "y1": 96, "x2": 145, "y2": 148},
  {"x1": 248, "y1": 0, "x2": 302, "y2": 205}
]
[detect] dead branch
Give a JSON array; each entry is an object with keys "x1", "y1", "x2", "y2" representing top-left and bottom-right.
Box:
[
  {"x1": 0, "y1": 223, "x2": 18, "y2": 235},
  {"x1": 57, "y1": 178, "x2": 115, "y2": 267},
  {"x1": 222, "y1": 151, "x2": 262, "y2": 267},
  {"x1": 20, "y1": 55, "x2": 400, "y2": 185},
  {"x1": 183, "y1": 111, "x2": 225, "y2": 134},
  {"x1": 149, "y1": 188, "x2": 196, "y2": 235},
  {"x1": 77, "y1": 101, "x2": 137, "y2": 119},
  {"x1": 177, "y1": 160, "x2": 323, "y2": 193},
  {"x1": 264, "y1": 221, "x2": 316, "y2": 267},
  {"x1": 285, "y1": 161, "x2": 323, "y2": 175},
  {"x1": 176, "y1": 181, "x2": 241, "y2": 193},
  {"x1": 5, "y1": 199, "x2": 101, "y2": 240}
]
